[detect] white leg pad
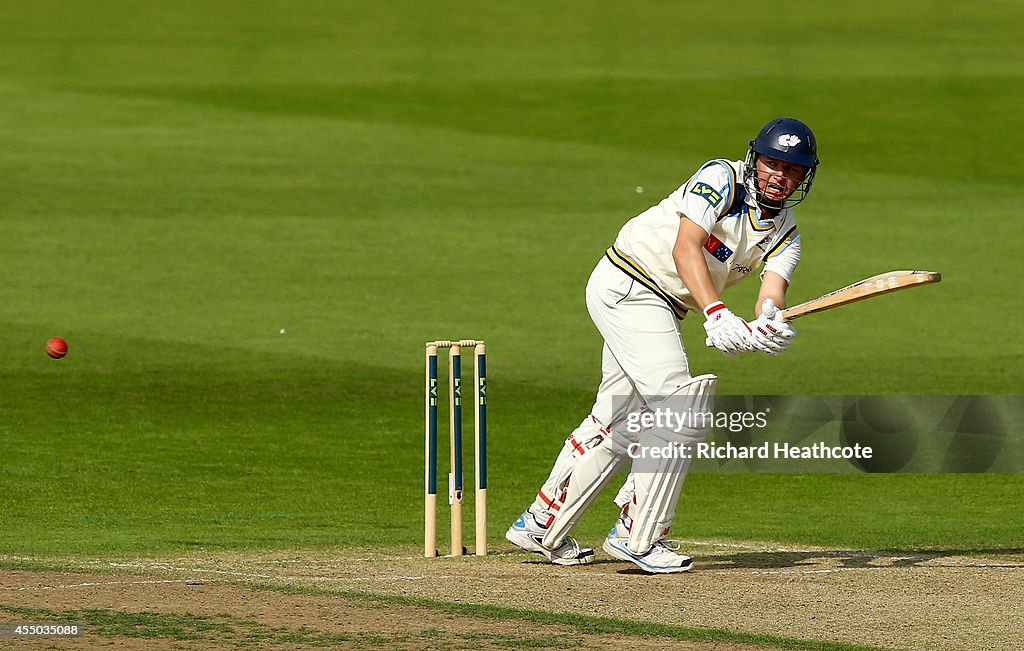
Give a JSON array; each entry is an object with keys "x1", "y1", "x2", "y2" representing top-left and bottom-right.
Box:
[
  {"x1": 626, "y1": 374, "x2": 717, "y2": 555},
  {"x1": 531, "y1": 416, "x2": 605, "y2": 521},
  {"x1": 540, "y1": 426, "x2": 632, "y2": 549}
]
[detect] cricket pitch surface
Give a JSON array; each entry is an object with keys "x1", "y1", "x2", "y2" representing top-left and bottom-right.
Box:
[{"x1": 3, "y1": 541, "x2": 1022, "y2": 650}]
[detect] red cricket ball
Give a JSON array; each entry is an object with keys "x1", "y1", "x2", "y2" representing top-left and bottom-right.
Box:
[{"x1": 46, "y1": 337, "x2": 68, "y2": 360}]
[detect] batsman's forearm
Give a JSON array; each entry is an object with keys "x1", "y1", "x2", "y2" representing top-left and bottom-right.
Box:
[
  {"x1": 674, "y1": 245, "x2": 719, "y2": 311},
  {"x1": 755, "y1": 271, "x2": 790, "y2": 316}
]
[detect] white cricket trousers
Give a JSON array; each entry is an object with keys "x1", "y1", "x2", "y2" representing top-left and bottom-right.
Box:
[
  {"x1": 529, "y1": 255, "x2": 697, "y2": 542},
  {"x1": 585, "y1": 255, "x2": 693, "y2": 425}
]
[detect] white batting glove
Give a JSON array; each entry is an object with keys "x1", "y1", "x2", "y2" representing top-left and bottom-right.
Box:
[
  {"x1": 749, "y1": 298, "x2": 797, "y2": 356},
  {"x1": 702, "y1": 301, "x2": 752, "y2": 356}
]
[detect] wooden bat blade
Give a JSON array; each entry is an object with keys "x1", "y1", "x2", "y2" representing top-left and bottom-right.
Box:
[{"x1": 779, "y1": 270, "x2": 941, "y2": 321}]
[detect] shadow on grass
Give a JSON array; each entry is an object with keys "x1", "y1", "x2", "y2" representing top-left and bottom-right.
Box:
[
  {"x1": 696, "y1": 548, "x2": 1024, "y2": 571},
  {"x1": 590, "y1": 547, "x2": 1024, "y2": 575}
]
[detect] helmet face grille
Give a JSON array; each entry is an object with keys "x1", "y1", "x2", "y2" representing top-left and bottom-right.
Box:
[
  {"x1": 744, "y1": 147, "x2": 817, "y2": 210},
  {"x1": 744, "y1": 118, "x2": 819, "y2": 209}
]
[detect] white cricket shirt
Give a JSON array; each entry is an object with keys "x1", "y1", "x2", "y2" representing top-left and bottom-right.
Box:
[{"x1": 607, "y1": 159, "x2": 800, "y2": 317}]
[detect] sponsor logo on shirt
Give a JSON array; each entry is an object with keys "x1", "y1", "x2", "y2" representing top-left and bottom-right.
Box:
[{"x1": 690, "y1": 182, "x2": 723, "y2": 207}]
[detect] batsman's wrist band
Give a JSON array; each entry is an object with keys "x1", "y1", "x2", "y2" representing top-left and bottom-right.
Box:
[{"x1": 703, "y1": 301, "x2": 726, "y2": 318}]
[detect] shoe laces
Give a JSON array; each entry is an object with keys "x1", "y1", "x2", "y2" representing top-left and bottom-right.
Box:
[
  {"x1": 653, "y1": 538, "x2": 681, "y2": 552},
  {"x1": 561, "y1": 536, "x2": 584, "y2": 557}
]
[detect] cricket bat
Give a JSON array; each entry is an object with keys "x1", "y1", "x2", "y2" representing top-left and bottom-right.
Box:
[
  {"x1": 778, "y1": 270, "x2": 941, "y2": 321},
  {"x1": 704, "y1": 270, "x2": 941, "y2": 348}
]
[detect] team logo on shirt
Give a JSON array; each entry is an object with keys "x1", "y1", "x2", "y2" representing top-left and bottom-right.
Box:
[
  {"x1": 703, "y1": 234, "x2": 734, "y2": 262},
  {"x1": 690, "y1": 182, "x2": 723, "y2": 207}
]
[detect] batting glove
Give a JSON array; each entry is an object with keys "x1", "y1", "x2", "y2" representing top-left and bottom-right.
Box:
[
  {"x1": 702, "y1": 301, "x2": 752, "y2": 356},
  {"x1": 749, "y1": 298, "x2": 797, "y2": 356}
]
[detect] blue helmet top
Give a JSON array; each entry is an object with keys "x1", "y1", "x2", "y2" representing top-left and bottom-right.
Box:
[
  {"x1": 744, "y1": 117, "x2": 820, "y2": 209},
  {"x1": 750, "y1": 117, "x2": 819, "y2": 168}
]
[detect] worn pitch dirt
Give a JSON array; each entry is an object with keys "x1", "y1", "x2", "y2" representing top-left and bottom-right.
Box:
[{"x1": 2, "y1": 541, "x2": 1022, "y2": 650}]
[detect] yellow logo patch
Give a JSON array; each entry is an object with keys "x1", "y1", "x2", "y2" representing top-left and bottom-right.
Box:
[{"x1": 690, "y1": 182, "x2": 722, "y2": 207}]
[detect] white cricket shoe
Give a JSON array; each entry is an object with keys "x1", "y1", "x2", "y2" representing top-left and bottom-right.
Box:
[
  {"x1": 602, "y1": 520, "x2": 694, "y2": 574},
  {"x1": 505, "y1": 510, "x2": 595, "y2": 566}
]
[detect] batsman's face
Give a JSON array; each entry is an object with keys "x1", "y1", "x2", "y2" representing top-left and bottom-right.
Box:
[{"x1": 756, "y1": 156, "x2": 807, "y2": 203}]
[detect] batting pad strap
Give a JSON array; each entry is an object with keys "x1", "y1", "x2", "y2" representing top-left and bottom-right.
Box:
[
  {"x1": 568, "y1": 435, "x2": 587, "y2": 455},
  {"x1": 537, "y1": 490, "x2": 561, "y2": 511}
]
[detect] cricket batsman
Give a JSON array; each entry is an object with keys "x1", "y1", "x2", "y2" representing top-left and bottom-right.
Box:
[{"x1": 505, "y1": 118, "x2": 819, "y2": 573}]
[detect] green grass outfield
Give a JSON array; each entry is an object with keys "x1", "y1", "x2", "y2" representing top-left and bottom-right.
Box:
[{"x1": 1, "y1": 1, "x2": 1022, "y2": 558}]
